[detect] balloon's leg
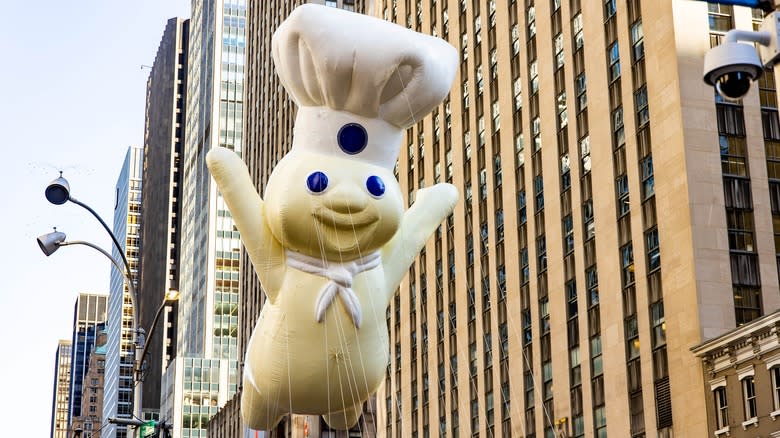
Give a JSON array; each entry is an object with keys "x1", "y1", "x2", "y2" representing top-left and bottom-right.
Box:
[
  {"x1": 240, "y1": 377, "x2": 285, "y2": 431},
  {"x1": 322, "y1": 403, "x2": 362, "y2": 431}
]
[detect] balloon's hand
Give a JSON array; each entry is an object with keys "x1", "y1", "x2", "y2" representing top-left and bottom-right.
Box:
[
  {"x1": 206, "y1": 147, "x2": 285, "y2": 296},
  {"x1": 381, "y1": 183, "x2": 459, "y2": 297}
]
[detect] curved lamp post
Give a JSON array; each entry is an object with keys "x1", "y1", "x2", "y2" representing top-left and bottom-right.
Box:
[
  {"x1": 37, "y1": 229, "x2": 144, "y2": 425},
  {"x1": 137, "y1": 289, "x2": 180, "y2": 381},
  {"x1": 42, "y1": 172, "x2": 145, "y2": 426},
  {"x1": 45, "y1": 173, "x2": 134, "y2": 283}
]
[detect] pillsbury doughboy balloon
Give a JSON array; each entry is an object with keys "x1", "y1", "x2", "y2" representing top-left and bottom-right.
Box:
[{"x1": 206, "y1": 4, "x2": 458, "y2": 431}]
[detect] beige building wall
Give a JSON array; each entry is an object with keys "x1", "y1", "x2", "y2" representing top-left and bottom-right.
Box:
[
  {"x1": 373, "y1": 1, "x2": 780, "y2": 438},
  {"x1": 211, "y1": 1, "x2": 780, "y2": 437}
]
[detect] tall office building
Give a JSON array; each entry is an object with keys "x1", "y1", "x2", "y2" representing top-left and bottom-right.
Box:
[
  {"x1": 368, "y1": 1, "x2": 780, "y2": 438},
  {"x1": 67, "y1": 293, "x2": 108, "y2": 430},
  {"x1": 138, "y1": 16, "x2": 190, "y2": 419},
  {"x1": 161, "y1": 1, "x2": 246, "y2": 436},
  {"x1": 103, "y1": 146, "x2": 144, "y2": 438},
  {"x1": 71, "y1": 329, "x2": 109, "y2": 438},
  {"x1": 207, "y1": 2, "x2": 374, "y2": 437},
  {"x1": 51, "y1": 340, "x2": 73, "y2": 438}
]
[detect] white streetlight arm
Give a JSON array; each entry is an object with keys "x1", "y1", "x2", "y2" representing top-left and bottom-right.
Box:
[
  {"x1": 58, "y1": 240, "x2": 139, "y2": 316},
  {"x1": 724, "y1": 28, "x2": 772, "y2": 45}
]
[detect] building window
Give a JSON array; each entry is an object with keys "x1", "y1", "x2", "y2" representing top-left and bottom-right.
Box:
[
  {"x1": 542, "y1": 361, "x2": 553, "y2": 400},
  {"x1": 621, "y1": 244, "x2": 635, "y2": 287},
  {"x1": 566, "y1": 280, "x2": 578, "y2": 320},
  {"x1": 650, "y1": 302, "x2": 666, "y2": 348},
  {"x1": 708, "y1": 4, "x2": 734, "y2": 34},
  {"x1": 554, "y1": 33, "x2": 565, "y2": 69},
  {"x1": 530, "y1": 61, "x2": 539, "y2": 95},
  {"x1": 583, "y1": 198, "x2": 595, "y2": 240},
  {"x1": 646, "y1": 228, "x2": 660, "y2": 272},
  {"x1": 518, "y1": 190, "x2": 527, "y2": 225},
  {"x1": 635, "y1": 86, "x2": 649, "y2": 127},
  {"x1": 616, "y1": 174, "x2": 630, "y2": 217},
  {"x1": 641, "y1": 155, "x2": 654, "y2": 199},
  {"x1": 613, "y1": 107, "x2": 625, "y2": 147},
  {"x1": 734, "y1": 287, "x2": 762, "y2": 325},
  {"x1": 714, "y1": 386, "x2": 729, "y2": 429},
  {"x1": 625, "y1": 316, "x2": 640, "y2": 360},
  {"x1": 576, "y1": 73, "x2": 587, "y2": 112},
  {"x1": 522, "y1": 309, "x2": 532, "y2": 345},
  {"x1": 537, "y1": 236, "x2": 547, "y2": 272},
  {"x1": 604, "y1": 0, "x2": 616, "y2": 20},
  {"x1": 630, "y1": 20, "x2": 644, "y2": 62},
  {"x1": 591, "y1": 336, "x2": 603, "y2": 376},
  {"x1": 563, "y1": 215, "x2": 574, "y2": 254},
  {"x1": 520, "y1": 247, "x2": 529, "y2": 284},
  {"x1": 587, "y1": 267, "x2": 599, "y2": 307},
  {"x1": 720, "y1": 135, "x2": 749, "y2": 177},
  {"x1": 742, "y1": 376, "x2": 757, "y2": 420},
  {"x1": 608, "y1": 42, "x2": 620, "y2": 82},
  {"x1": 539, "y1": 297, "x2": 550, "y2": 335},
  {"x1": 772, "y1": 367, "x2": 780, "y2": 411},
  {"x1": 534, "y1": 175, "x2": 544, "y2": 212},
  {"x1": 594, "y1": 405, "x2": 607, "y2": 438},
  {"x1": 561, "y1": 153, "x2": 571, "y2": 190},
  {"x1": 726, "y1": 210, "x2": 755, "y2": 252},
  {"x1": 573, "y1": 13, "x2": 584, "y2": 50}
]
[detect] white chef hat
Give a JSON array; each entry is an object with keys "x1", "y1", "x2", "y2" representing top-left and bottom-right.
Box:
[{"x1": 272, "y1": 4, "x2": 458, "y2": 169}]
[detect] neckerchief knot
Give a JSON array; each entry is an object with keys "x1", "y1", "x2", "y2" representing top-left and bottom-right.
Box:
[{"x1": 285, "y1": 250, "x2": 381, "y2": 328}]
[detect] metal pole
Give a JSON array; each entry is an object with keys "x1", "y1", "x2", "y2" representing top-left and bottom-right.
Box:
[
  {"x1": 57, "y1": 239, "x2": 144, "y2": 424},
  {"x1": 137, "y1": 296, "x2": 173, "y2": 380},
  {"x1": 67, "y1": 196, "x2": 133, "y2": 279},
  {"x1": 67, "y1": 196, "x2": 144, "y2": 424}
]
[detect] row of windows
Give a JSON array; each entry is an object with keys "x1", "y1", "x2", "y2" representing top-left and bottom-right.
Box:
[{"x1": 713, "y1": 367, "x2": 780, "y2": 430}]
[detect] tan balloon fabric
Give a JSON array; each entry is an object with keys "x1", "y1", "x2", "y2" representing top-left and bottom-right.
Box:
[{"x1": 206, "y1": 3, "x2": 459, "y2": 431}]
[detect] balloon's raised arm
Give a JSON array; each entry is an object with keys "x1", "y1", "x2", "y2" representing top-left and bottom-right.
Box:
[
  {"x1": 381, "y1": 183, "x2": 459, "y2": 301},
  {"x1": 206, "y1": 147, "x2": 285, "y2": 295}
]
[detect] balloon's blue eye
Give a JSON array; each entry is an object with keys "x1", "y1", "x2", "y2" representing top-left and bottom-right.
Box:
[
  {"x1": 307, "y1": 171, "x2": 328, "y2": 194},
  {"x1": 366, "y1": 175, "x2": 385, "y2": 198},
  {"x1": 338, "y1": 123, "x2": 368, "y2": 154}
]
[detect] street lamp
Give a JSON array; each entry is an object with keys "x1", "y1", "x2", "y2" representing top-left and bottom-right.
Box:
[
  {"x1": 44, "y1": 173, "x2": 133, "y2": 279},
  {"x1": 37, "y1": 230, "x2": 138, "y2": 299},
  {"x1": 136, "y1": 289, "x2": 180, "y2": 406},
  {"x1": 42, "y1": 172, "x2": 145, "y2": 427},
  {"x1": 37, "y1": 228, "x2": 144, "y2": 426}
]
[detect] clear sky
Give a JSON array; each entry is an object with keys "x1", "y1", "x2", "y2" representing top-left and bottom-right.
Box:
[{"x1": 0, "y1": 1, "x2": 190, "y2": 435}]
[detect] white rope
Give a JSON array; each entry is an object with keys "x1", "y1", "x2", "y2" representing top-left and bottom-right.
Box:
[
  {"x1": 286, "y1": 249, "x2": 381, "y2": 328},
  {"x1": 321, "y1": 195, "x2": 367, "y2": 435}
]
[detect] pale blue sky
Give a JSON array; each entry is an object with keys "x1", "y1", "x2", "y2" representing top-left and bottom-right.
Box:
[{"x1": 0, "y1": 1, "x2": 189, "y2": 435}]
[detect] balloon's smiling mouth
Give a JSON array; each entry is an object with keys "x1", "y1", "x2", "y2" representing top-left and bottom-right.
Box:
[{"x1": 312, "y1": 207, "x2": 379, "y2": 230}]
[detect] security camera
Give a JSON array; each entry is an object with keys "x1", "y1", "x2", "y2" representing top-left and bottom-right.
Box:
[{"x1": 704, "y1": 29, "x2": 771, "y2": 101}]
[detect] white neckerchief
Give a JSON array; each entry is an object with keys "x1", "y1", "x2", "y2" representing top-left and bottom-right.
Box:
[{"x1": 285, "y1": 250, "x2": 381, "y2": 328}]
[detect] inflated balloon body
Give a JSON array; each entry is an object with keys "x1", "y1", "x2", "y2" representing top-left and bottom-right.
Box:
[{"x1": 206, "y1": 4, "x2": 458, "y2": 431}]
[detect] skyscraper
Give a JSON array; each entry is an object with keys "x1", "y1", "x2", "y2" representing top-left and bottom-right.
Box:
[
  {"x1": 138, "y1": 16, "x2": 189, "y2": 418},
  {"x1": 103, "y1": 145, "x2": 144, "y2": 438},
  {"x1": 67, "y1": 293, "x2": 108, "y2": 431},
  {"x1": 161, "y1": 1, "x2": 246, "y2": 436},
  {"x1": 371, "y1": 1, "x2": 780, "y2": 438},
  {"x1": 51, "y1": 340, "x2": 73, "y2": 438}
]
